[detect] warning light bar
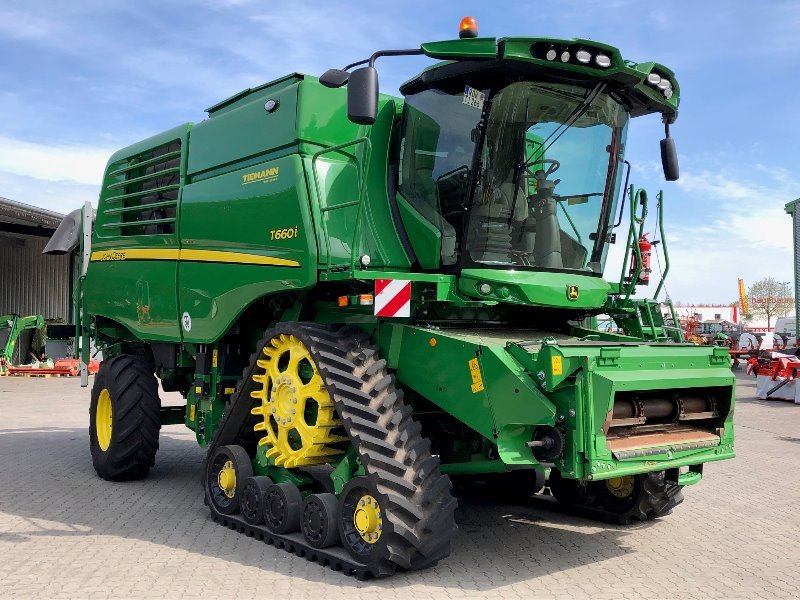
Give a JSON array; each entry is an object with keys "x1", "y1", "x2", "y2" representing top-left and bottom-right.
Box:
[{"x1": 459, "y1": 16, "x2": 478, "y2": 39}]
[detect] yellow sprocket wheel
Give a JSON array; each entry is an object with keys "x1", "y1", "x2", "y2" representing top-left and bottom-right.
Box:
[{"x1": 250, "y1": 333, "x2": 348, "y2": 467}]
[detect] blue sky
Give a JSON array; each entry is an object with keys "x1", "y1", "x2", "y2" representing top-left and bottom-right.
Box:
[{"x1": 1, "y1": 0, "x2": 798, "y2": 304}]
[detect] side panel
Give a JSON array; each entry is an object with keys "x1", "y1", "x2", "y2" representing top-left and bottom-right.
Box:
[
  {"x1": 297, "y1": 81, "x2": 411, "y2": 270},
  {"x1": 86, "y1": 124, "x2": 191, "y2": 341},
  {"x1": 188, "y1": 82, "x2": 299, "y2": 179},
  {"x1": 177, "y1": 154, "x2": 317, "y2": 343},
  {"x1": 379, "y1": 323, "x2": 557, "y2": 465}
]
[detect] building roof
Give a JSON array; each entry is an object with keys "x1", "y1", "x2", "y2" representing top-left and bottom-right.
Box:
[{"x1": 0, "y1": 197, "x2": 64, "y2": 237}]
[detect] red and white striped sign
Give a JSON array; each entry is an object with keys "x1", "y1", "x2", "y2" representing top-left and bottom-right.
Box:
[{"x1": 374, "y1": 279, "x2": 411, "y2": 318}]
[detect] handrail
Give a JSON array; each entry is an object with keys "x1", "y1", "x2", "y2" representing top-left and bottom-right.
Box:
[
  {"x1": 311, "y1": 136, "x2": 372, "y2": 272},
  {"x1": 620, "y1": 186, "x2": 648, "y2": 300},
  {"x1": 653, "y1": 191, "x2": 669, "y2": 299}
]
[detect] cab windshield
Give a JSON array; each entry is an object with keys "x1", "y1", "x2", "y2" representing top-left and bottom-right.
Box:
[{"x1": 399, "y1": 81, "x2": 629, "y2": 274}]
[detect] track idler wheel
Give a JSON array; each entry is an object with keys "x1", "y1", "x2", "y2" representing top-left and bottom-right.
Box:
[
  {"x1": 548, "y1": 470, "x2": 684, "y2": 525},
  {"x1": 339, "y1": 477, "x2": 388, "y2": 561},
  {"x1": 206, "y1": 445, "x2": 253, "y2": 515},
  {"x1": 592, "y1": 471, "x2": 685, "y2": 524},
  {"x1": 263, "y1": 482, "x2": 303, "y2": 534},
  {"x1": 240, "y1": 476, "x2": 273, "y2": 525},
  {"x1": 301, "y1": 493, "x2": 340, "y2": 548}
]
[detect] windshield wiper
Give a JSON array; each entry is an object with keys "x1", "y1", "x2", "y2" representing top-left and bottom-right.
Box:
[{"x1": 525, "y1": 82, "x2": 607, "y2": 169}]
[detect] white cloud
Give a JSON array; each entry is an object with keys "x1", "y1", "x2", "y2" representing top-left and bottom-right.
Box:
[
  {"x1": 0, "y1": 171, "x2": 98, "y2": 215},
  {"x1": 608, "y1": 163, "x2": 798, "y2": 304},
  {"x1": 0, "y1": 135, "x2": 112, "y2": 186},
  {"x1": 0, "y1": 8, "x2": 58, "y2": 41}
]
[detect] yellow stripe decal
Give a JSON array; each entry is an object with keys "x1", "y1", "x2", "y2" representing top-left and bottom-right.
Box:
[
  {"x1": 90, "y1": 248, "x2": 300, "y2": 267},
  {"x1": 180, "y1": 249, "x2": 300, "y2": 267}
]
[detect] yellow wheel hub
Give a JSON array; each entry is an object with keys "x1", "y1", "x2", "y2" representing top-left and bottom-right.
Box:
[
  {"x1": 250, "y1": 334, "x2": 347, "y2": 468},
  {"x1": 353, "y1": 494, "x2": 382, "y2": 544},
  {"x1": 217, "y1": 460, "x2": 236, "y2": 498},
  {"x1": 606, "y1": 475, "x2": 635, "y2": 498},
  {"x1": 96, "y1": 388, "x2": 113, "y2": 452}
]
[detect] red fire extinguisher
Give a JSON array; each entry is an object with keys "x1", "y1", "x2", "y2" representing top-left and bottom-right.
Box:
[{"x1": 629, "y1": 233, "x2": 652, "y2": 285}]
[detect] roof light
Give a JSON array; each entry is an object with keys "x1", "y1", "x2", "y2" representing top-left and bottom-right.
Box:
[
  {"x1": 647, "y1": 72, "x2": 661, "y2": 86},
  {"x1": 459, "y1": 16, "x2": 478, "y2": 39},
  {"x1": 663, "y1": 87, "x2": 674, "y2": 99},
  {"x1": 657, "y1": 78, "x2": 671, "y2": 90},
  {"x1": 576, "y1": 50, "x2": 592, "y2": 64},
  {"x1": 545, "y1": 48, "x2": 557, "y2": 61},
  {"x1": 595, "y1": 54, "x2": 611, "y2": 68},
  {"x1": 560, "y1": 51, "x2": 570, "y2": 62}
]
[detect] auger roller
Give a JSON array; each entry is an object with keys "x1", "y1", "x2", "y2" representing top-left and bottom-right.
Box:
[{"x1": 49, "y1": 16, "x2": 735, "y2": 578}]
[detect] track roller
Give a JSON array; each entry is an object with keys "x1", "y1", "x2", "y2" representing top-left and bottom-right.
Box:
[
  {"x1": 240, "y1": 476, "x2": 273, "y2": 525},
  {"x1": 263, "y1": 482, "x2": 303, "y2": 534},
  {"x1": 301, "y1": 493, "x2": 340, "y2": 548}
]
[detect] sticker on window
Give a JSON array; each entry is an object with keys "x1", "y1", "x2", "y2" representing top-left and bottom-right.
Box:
[{"x1": 463, "y1": 86, "x2": 485, "y2": 110}]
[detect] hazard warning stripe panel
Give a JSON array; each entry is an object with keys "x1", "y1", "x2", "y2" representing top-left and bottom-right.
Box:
[{"x1": 374, "y1": 279, "x2": 411, "y2": 318}]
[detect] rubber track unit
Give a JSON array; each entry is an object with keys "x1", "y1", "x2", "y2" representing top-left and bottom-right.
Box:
[
  {"x1": 90, "y1": 355, "x2": 161, "y2": 481},
  {"x1": 203, "y1": 322, "x2": 457, "y2": 578},
  {"x1": 545, "y1": 471, "x2": 684, "y2": 525}
]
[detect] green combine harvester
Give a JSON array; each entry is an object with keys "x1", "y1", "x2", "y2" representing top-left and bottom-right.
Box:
[{"x1": 46, "y1": 17, "x2": 735, "y2": 577}]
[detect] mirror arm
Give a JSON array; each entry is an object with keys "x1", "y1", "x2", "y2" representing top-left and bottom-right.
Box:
[
  {"x1": 342, "y1": 49, "x2": 423, "y2": 72},
  {"x1": 367, "y1": 48, "x2": 424, "y2": 68},
  {"x1": 343, "y1": 58, "x2": 370, "y2": 71}
]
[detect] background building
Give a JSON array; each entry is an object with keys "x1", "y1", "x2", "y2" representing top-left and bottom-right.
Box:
[{"x1": 0, "y1": 197, "x2": 72, "y2": 322}]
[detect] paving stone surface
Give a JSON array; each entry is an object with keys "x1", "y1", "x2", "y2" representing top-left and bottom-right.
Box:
[{"x1": 0, "y1": 371, "x2": 798, "y2": 599}]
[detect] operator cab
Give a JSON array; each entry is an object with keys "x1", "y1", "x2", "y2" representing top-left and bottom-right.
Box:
[
  {"x1": 398, "y1": 75, "x2": 628, "y2": 275},
  {"x1": 322, "y1": 17, "x2": 680, "y2": 281}
]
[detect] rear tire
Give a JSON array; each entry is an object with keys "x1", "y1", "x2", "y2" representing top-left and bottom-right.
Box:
[{"x1": 89, "y1": 355, "x2": 161, "y2": 481}]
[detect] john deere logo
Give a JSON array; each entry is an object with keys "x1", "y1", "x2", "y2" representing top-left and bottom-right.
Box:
[{"x1": 567, "y1": 285, "x2": 579, "y2": 301}]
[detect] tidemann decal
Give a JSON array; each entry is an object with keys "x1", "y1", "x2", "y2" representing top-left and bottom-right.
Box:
[
  {"x1": 242, "y1": 166, "x2": 279, "y2": 185},
  {"x1": 90, "y1": 248, "x2": 300, "y2": 267}
]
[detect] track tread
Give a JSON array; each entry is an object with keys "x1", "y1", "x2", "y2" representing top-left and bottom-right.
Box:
[{"x1": 203, "y1": 322, "x2": 457, "y2": 578}]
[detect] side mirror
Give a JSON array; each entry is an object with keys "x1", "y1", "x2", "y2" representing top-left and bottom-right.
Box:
[
  {"x1": 660, "y1": 136, "x2": 679, "y2": 181},
  {"x1": 347, "y1": 66, "x2": 378, "y2": 125},
  {"x1": 319, "y1": 68, "x2": 350, "y2": 88}
]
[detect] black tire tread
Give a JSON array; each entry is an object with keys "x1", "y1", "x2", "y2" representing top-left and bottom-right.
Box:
[{"x1": 90, "y1": 355, "x2": 161, "y2": 481}]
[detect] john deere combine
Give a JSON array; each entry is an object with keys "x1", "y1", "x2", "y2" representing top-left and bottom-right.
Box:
[{"x1": 47, "y1": 18, "x2": 735, "y2": 577}]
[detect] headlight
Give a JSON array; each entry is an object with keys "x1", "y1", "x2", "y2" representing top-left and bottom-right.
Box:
[
  {"x1": 595, "y1": 54, "x2": 611, "y2": 67},
  {"x1": 647, "y1": 72, "x2": 661, "y2": 85},
  {"x1": 576, "y1": 50, "x2": 591, "y2": 64}
]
